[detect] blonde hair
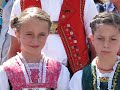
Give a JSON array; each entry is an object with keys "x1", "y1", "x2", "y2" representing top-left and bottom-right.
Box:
[{"x1": 11, "y1": 7, "x2": 52, "y2": 31}]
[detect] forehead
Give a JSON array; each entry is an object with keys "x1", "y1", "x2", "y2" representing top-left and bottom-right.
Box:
[
  {"x1": 95, "y1": 24, "x2": 120, "y2": 36},
  {"x1": 22, "y1": 17, "x2": 46, "y2": 23},
  {"x1": 20, "y1": 18, "x2": 49, "y2": 32},
  {"x1": 21, "y1": 17, "x2": 48, "y2": 27}
]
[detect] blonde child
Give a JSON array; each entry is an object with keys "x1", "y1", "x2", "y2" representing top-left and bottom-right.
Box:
[{"x1": 0, "y1": 7, "x2": 70, "y2": 90}]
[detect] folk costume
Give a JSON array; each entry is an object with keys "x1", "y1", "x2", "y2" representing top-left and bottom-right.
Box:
[
  {"x1": 69, "y1": 56, "x2": 120, "y2": 90},
  {"x1": 8, "y1": 0, "x2": 98, "y2": 73},
  {"x1": 0, "y1": 53, "x2": 70, "y2": 90}
]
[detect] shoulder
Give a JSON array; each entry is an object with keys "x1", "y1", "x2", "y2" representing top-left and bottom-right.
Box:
[
  {"x1": 47, "y1": 57, "x2": 62, "y2": 70},
  {"x1": 3, "y1": 55, "x2": 19, "y2": 71},
  {"x1": 70, "y1": 70, "x2": 83, "y2": 82},
  {"x1": 69, "y1": 70, "x2": 83, "y2": 90},
  {"x1": 44, "y1": 54, "x2": 70, "y2": 75},
  {"x1": 60, "y1": 64, "x2": 70, "y2": 75},
  {"x1": 57, "y1": 65, "x2": 70, "y2": 90},
  {"x1": 48, "y1": 59, "x2": 70, "y2": 76},
  {"x1": 3, "y1": 56, "x2": 17, "y2": 66}
]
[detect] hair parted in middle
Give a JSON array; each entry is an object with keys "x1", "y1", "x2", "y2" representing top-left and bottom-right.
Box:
[{"x1": 11, "y1": 7, "x2": 52, "y2": 31}]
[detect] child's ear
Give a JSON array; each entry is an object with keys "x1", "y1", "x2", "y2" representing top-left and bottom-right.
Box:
[{"x1": 15, "y1": 30, "x2": 20, "y2": 39}]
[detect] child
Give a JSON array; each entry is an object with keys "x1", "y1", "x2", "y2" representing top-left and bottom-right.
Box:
[
  {"x1": 69, "y1": 12, "x2": 120, "y2": 90},
  {"x1": 0, "y1": 7, "x2": 70, "y2": 90}
]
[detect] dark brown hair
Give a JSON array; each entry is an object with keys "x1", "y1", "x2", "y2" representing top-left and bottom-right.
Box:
[{"x1": 90, "y1": 12, "x2": 120, "y2": 34}]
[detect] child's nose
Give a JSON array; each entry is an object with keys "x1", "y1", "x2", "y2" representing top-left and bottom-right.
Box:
[
  {"x1": 103, "y1": 40, "x2": 109, "y2": 48},
  {"x1": 32, "y1": 37, "x2": 40, "y2": 43}
]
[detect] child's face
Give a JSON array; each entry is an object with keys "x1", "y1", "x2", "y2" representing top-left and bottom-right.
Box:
[
  {"x1": 93, "y1": 24, "x2": 120, "y2": 58},
  {"x1": 16, "y1": 18, "x2": 49, "y2": 56}
]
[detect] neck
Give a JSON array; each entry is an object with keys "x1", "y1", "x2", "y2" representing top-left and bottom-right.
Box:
[
  {"x1": 21, "y1": 52, "x2": 42, "y2": 63},
  {"x1": 96, "y1": 56, "x2": 117, "y2": 72}
]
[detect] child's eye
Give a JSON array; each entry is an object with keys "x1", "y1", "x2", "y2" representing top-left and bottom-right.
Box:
[
  {"x1": 97, "y1": 38, "x2": 103, "y2": 40},
  {"x1": 26, "y1": 34, "x2": 32, "y2": 35},
  {"x1": 39, "y1": 33, "x2": 45, "y2": 36},
  {"x1": 111, "y1": 38, "x2": 117, "y2": 41}
]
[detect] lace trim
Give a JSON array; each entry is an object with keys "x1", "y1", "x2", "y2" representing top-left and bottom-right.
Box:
[{"x1": 17, "y1": 52, "x2": 47, "y2": 84}]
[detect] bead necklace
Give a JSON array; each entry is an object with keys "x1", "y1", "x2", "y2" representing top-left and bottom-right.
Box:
[
  {"x1": 92, "y1": 60, "x2": 120, "y2": 90},
  {"x1": 96, "y1": 62, "x2": 113, "y2": 72}
]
